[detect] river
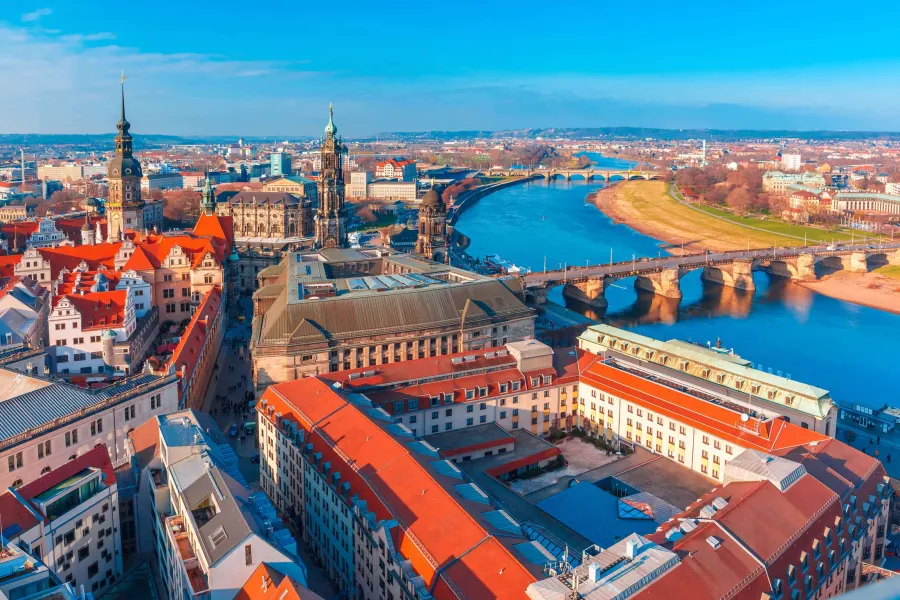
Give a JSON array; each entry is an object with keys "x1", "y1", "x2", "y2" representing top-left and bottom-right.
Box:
[{"x1": 457, "y1": 156, "x2": 900, "y2": 409}]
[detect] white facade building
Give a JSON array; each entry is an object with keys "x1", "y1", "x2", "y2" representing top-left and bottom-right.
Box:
[
  {"x1": 0, "y1": 367, "x2": 178, "y2": 491},
  {"x1": 781, "y1": 153, "x2": 802, "y2": 171},
  {"x1": 49, "y1": 289, "x2": 136, "y2": 376},
  {"x1": 348, "y1": 171, "x2": 372, "y2": 198},
  {"x1": 29, "y1": 218, "x2": 67, "y2": 249},
  {"x1": 0, "y1": 445, "x2": 123, "y2": 596}
]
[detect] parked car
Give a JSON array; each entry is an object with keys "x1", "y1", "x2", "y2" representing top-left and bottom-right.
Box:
[{"x1": 229, "y1": 423, "x2": 238, "y2": 437}]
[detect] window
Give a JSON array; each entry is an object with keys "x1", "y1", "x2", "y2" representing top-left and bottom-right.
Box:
[
  {"x1": 466, "y1": 418, "x2": 473, "y2": 426},
  {"x1": 499, "y1": 411, "x2": 507, "y2": 419},
  {"x1": 38, "y1": 440, "x2": 51, "y2": 459},
  {"x1": 65, "y1": 430, "x2": 78, "y2": 447},
  {"x1": 244, "y1": 544, "x2": 253, "y2": 566},
  {"x1": 702, "y1": 435, "x2": 709, "y2": 445},
  {"x1": 480, "y1": 415, "x2": 487, "y2": 423},
  {"x1": 87, "y1": 562, "x2": 99, "y2": 578},
  {"x1": 78, "y1": 547, "x2": 90, "y2": 561},
  {"x1": 444, "y1": 423, "x2": 452, "y2": 431},
  {"x1": 467, "y1": 405, "x2": 473, "y2": 413},
  {"x1": 431, "y1": 425, "x2": 438, "y2": 434}
]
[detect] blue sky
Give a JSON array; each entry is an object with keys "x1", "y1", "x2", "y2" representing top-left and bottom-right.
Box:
[{"x1": 3, "y1": 1, "x2": 900, "y2": 136}]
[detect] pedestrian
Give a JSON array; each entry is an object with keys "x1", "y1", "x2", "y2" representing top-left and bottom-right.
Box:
[
  {"x1": 878, "y1": 436, "x2": 881, "y2": 445},
  {"x1": 876, "y1": 449, "x2": 880, "y2": 458},
  {"x1": 888, "y1": 454, "x2": 892, "y2": 464}
]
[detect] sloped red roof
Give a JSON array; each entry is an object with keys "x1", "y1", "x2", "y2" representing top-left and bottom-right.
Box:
[
  {"x1": 168, "y1": 286, "x2": 222, "y2": 382},
  {"x1": 57, "y1": 289, "x2": 128, "y2": 331},
  {"x1": 259, "y1": 378, "x2": 537, "y2": 598},
  {"x1": 38, "y1": 243, "x2": 122, "y2": 278},
  {"x1": 193, "y1": 213, "x2": 234, "y2": 249},
  {"x1": 0, "y1": 254, "x2": 23, "y2": 278},
  {"x1": 580, "y1": 361, "x2": 827, "y2": 453},
  {"x1": 235, "y1": 563, "x2": 324, "y2": 600}
]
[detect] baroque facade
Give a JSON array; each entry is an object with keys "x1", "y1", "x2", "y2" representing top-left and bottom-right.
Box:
[
  {"x1": 216, "y1": 191, "x2": 313, "y2": 238},
  {"x1": 415, "y1": 186, "x2": 449, "y2": 262},
  {"x1": 314, "y1": 105, "x2": 347, "y2": 248}
]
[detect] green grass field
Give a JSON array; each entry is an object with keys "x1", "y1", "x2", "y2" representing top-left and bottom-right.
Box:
[
  {"x1": 876, "y1": 265, "x2": 900, "y2": 280},
  {"x1": 349, "y1": 213, "x2": 398, "y2": 232},
  {"x1": 689, "y1": 204, "x2": 864, "y2": 244}
]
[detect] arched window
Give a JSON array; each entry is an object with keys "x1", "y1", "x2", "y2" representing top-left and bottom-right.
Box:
[
  {"x1": 69, "y1": 454, "x2": 77, "y2": 461},
  {"x1": 41, "y1": 466, "x2": 51, "y2": 475},
  {"x1": 258, "y1": 224, "x2": 266, "y2": 233},
  {"x1": 11, "y1": 479, "x2": 23, "y2": 489}
]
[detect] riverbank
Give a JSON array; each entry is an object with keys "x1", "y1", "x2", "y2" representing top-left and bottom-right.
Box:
[
  {"x1": 798, "y1": 271, "x2": 900, "y2": 315},
  {"x1": 589, "y1": 180, "x2": 900, "y2": 314}
]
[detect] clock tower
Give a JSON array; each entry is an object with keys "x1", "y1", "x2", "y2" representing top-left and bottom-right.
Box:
[{"x1": 107, "y1": 75, "x2": 145, "y2": 242}]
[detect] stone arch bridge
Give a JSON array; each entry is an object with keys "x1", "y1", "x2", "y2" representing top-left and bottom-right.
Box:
[
  {"x1": 522, "y1": 244, "x2": 900, "y2": 309},
  {"x1": 482, "y1": 167, "x2": 664, "y2": 182}
]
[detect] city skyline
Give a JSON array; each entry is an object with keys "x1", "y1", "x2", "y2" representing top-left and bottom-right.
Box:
[{"x1": 4, "y1": 1, "x2": 900, "y2": 136}]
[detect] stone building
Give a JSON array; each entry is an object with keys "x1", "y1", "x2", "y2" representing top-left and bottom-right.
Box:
[
  {"x1": 106, "y1": 81, "x2": 144, "y2": 242},
  {"x1": 250, "y1": 249, "x2": 535, "y2": 389},
  {"x1": 314, "y1": 105, "x2": 347, "y2": 248},
  {"x1": 215, "y1": 191, "x2": 313, "y2": 238},
  {"x1": 415, "y1": 186, "x2": 449, "y2": 262}
]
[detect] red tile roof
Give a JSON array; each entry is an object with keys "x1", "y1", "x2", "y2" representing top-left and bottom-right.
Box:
[
  {"x1": 193, "y1": 213, "x2": 234, "y2": 250},
  {"x1": 168, "y1": 286, "x2": 222, "y2": 382},
  {"x1": 0, "y1": 254, "x2": 22, "y2": 278},
  {"x1": 38, "y1": 243, "x2": 122, "y2": 278},
  {"x1": 259, "y1": 379, "x2": 537, "y2": 598},
  {"x1": 235, "y1": 563, "x2": 323, "y2": 600},
  {"x1": 57, "y1": 289, "x2": 128, "y2": 331},
  {"x1": 580, "y1": 361, "x2": 826, "y2": 453}
]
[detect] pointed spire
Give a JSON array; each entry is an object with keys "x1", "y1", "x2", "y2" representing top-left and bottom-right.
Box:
[
  {"x1": 325, "y1": 102, "x2": 337, "y2": 137},
  {"x1": 117, "y1": 70, "x2": 131, "y2": 139}
]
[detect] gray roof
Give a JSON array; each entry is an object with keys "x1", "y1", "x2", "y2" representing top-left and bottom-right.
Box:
[
  {"x1": 723, "y1": 449, "x2": 806, "y2": 491},
  {"x1": 0, "y1": 370, "x2": 175, "y2": 449},
  {"x1": 256, "y1": 278, "x2": 532, "y2": 346},
  {"x1": 181, "y1": 463, "x2": 253, "y2": 565}
]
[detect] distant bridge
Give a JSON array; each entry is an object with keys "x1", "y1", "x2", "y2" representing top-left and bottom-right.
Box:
[
  {"x1": 522, "y1": 244, "x2": 900, "y2": 308},
  {"x1": 482, "y1": 167, "x2": 664, "y2": 182}
]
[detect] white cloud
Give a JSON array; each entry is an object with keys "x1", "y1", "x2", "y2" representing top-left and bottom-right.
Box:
[{"x1": 21, "y1": 8, "x2": 52, "y2": 22}]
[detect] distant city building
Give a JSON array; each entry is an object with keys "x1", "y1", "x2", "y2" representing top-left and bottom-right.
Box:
[
  {"x1": 270, "y1": 151, "x2": 293, "y2": 177},
  {"x1": 885, "y1": 182, "x2": 900, "y2": 196},
  {"x1": 781, "y1": 153, "x2": 802, "y2": 171},
  {"x1": 762, "y1": 171, "x2": 826, "y2": 194},
  {"x1": 831, "y1": 192, "x2": 900, "y2": 216},
  {"x1": 348, "y1": 171, "x2": 372, "y2": 198},
  {"x1": 140, "y1": 172, "x2": 183, "y2": 193},
  {"x1": 375, "y1": 158, "x2": 416, "y2": 181},
  {"x1": 366, "y1": 180, "x2": 417, "y2": 202},
  {"x1": 0, "y1": 205, "x2": 33, "y2": 221},
  {"x1": 261, "y1": 175, "x2": 318, "y2": 205},
  {"x1": 216, "y1": 191, "x2": 313, "y2": 238},
  {"x1": 180, "y1": 172, "x2": 206, "y2": 188},
  {"x1": 37, "y1": 164, "x2": 84, "y2": 182}
]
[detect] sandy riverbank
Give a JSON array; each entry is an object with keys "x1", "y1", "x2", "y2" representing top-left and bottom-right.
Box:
[{"x1": 589, "y1": 183, "x2": 900, "y2": 315}]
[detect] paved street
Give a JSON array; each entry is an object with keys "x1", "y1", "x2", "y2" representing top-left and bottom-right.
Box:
[{"x1": 838, "y1": 424, "x2": 900, "y2": 478}]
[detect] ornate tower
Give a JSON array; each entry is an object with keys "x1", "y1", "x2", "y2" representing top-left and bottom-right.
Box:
[
  {"x1": 416, "y1": 185, "x2": 449, "y2": 263},
  {"x1": 199, "y1": 174, "x2": 216, "y2": 216},
  {"x1": 314, "y1": 104, "x2": 347, "y2": 249},
  {"x1": 107, "y1": 75, "x2": 145, "y2": 242}
]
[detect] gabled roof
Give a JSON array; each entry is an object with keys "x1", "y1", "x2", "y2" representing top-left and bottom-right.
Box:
[
  {"x1": 193, "y1": 213, "x2": 234, "y2": 249},
  {"x1": 56, "y1": 289, "x2": 128, "y2": 331},
  {"x1": 235, "y1": 563, "x2": 324, "y2": 600}
]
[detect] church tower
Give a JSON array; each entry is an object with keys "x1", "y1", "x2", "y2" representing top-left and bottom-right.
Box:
[
  {"x1": 200, "y1": 174, "x2": 216, "y2": 216},
  {"x1": 314, "y1": 104, "x2": 347, "y2": 249},
  {"x1": 416, "y1": 185, "x2": 449, "y2": 263},
  {"x1": 107, "y1": 74, "x2": 145, "y2": 242},
  {"x1": 80, "y1": 212, "x2": 95, "y2": 246}
]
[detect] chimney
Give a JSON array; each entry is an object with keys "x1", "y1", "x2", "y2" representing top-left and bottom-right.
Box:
[{"x1": 625, "y1": 539, "x2": 638, "y2": 560}]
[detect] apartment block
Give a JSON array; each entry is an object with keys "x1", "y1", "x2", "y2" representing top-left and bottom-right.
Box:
[
  {"x1": 0, "y1": 446, "x2": 123, "y2": 596},
  {"x1": 126, "y1": 411, "x2": 307, "y2": 600}
]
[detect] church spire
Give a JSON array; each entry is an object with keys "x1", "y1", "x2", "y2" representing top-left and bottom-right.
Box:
[
  {"x1": 200, "y1": 170, "x2": 216, "y2": 216},
  {"x1": 324, "y1": 102, "x2": 337, "y2": 137}
]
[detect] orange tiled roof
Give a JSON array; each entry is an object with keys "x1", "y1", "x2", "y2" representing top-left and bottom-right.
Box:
[
  {"x1": 57, "y1": 289, "x2": 128, "y2": 331},
  {"x1": 193, "y1": 213, "x2": 234, "y2": 250},
  {"x1": 0, "y1": 254, "x2": 22, "y2": 278},
  {"x1": 38, "y1": 243, "x2": 122, "y2": 278},
  {"x1": 235, "y1": 563, "x2": 323, "y2": 600},
  {"x1": 580, "y1": 361, "x2": 826, "y2": 453},
  {"x1": 168, "y1": 286, "x2": 222, "y2": 381},
  {"x1": 259, "y1": 379, "x2": 537, "y2": 598}
]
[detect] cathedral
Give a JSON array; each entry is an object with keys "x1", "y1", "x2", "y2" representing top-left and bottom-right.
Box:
[
  {"x1": 106, "y1": 79, "x2": 145, "y2": 241},
  {"x1": 415, "y1": 186, "x2": 449, "y2": 263},
  {"x1": 314, "y1": 104, "x2": 347, "y2": 248}
]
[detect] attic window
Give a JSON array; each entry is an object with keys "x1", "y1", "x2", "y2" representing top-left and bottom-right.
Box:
[{"x1": 209, "y1": 526, "x2": 227, "y2": 548}]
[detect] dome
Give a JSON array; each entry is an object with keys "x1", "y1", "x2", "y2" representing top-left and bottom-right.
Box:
[
  {"x1": 324, "y1": 103, "x2": 337, "y2": 136},
  {"x1": 422, "y1": 186, "x2": 443, "y2": 207},
  {"x1": 81, "y1": 220, "x2": 91, "y2": 231}
]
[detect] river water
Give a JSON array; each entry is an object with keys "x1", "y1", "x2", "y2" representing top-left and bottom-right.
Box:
[{"x1": 457, "y1": 156, "x2": 900, "y2": 409}]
